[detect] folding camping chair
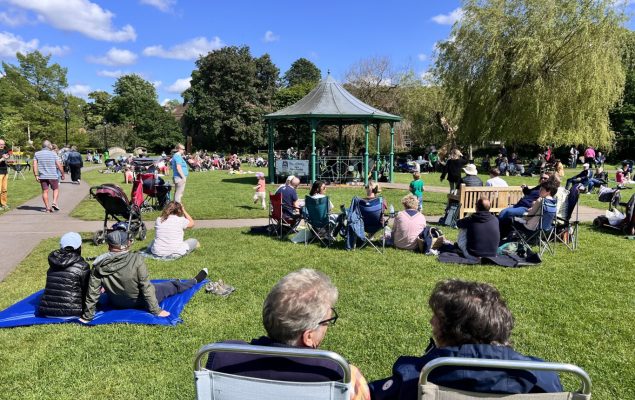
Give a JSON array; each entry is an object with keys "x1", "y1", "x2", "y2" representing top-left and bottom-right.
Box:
[
  {"x1": 194, "y1": 343, "x2": 352, "y2": 400},
  {"x1": 511, "y1": 197, "x2": 557, "y2": 256},
  {"x1": 303, "y1": 196, "x2": 335, "y2": 247},
  {"x1": 357, "y1": 196, "x2": 389, "y2": 253},
  {"x1": 418, "y1": 357, "x2": 591, "y2": 400},
  {"x1": 268, "y1": 192, "x2": 301, "y2": 240},
  {"x1": 553, "y1": 184, "x2": 581, "y2": 251}
]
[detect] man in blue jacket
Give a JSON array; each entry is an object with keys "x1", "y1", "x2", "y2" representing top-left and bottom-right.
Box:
[{"x1": 369, "y1": 280, "x2": 562, "y2": 399}]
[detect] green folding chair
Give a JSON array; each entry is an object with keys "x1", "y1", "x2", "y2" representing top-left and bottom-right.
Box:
[{"x1": 303, "y1": 196, "x2": 335, "y2": 247}]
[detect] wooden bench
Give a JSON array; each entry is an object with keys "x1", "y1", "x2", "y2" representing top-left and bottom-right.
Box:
[{"x1": 449, "y1": 184, "x2": 524, "y2": 219}]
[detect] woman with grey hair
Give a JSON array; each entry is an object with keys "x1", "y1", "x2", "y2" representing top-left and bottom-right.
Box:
[
  {"x1": 206, "y1": 268, "x2": 370, "y2": 400},
  {"x1": 369, "y1": 280, "x2": 563, "y2": 399},
  {"x1": 391, "y1": 194, "x2": 427, "y2": 251}
]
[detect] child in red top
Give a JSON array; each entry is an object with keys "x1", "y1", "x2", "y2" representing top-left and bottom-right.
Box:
[
  {"x1": 253, "y1": 172, "x2": 266, "y2": 209},
  {"x1": 616, "y1": 169, "x2": 626, "y2": 187}
]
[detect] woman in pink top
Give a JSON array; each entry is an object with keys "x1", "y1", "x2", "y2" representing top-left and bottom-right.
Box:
[{"x1": 392, "y1": 194, "x2": 427, "y2": 251}]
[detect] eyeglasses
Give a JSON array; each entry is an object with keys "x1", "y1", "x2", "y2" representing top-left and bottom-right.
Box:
[{"x1": 318, "y1": 307, "x2": 338, "y2": 327}]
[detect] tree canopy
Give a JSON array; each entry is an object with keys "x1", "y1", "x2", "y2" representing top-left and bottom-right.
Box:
[
  {"x1": 183, "y1": 46, "x2": 279, "y2": 150},
  {"x1": 283, "y1": 58, "x2": 321, "y2": 87},
  {"x1": 435, "y1": 0, "x2": 626, "y2": 148}
]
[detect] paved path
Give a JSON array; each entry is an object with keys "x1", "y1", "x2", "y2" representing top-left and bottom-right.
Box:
[{"x1": 0, "y1": 176, "x2": 605, "y2": 283}]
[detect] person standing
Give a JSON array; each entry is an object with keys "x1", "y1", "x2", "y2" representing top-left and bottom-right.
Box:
[
  {"x1": 33, "y1": 140, "x2": 65, "y2": 213},
  {"x1": 0, "y1": 140, "x2": 9, "y2": 210},
  {"x1": 66, "y1": 146, "x2": 84, "y2": 184},
  {"x1": 584, "y1": 146, "x2": 595, "y2": 167},
  {"x1": 440, "y1": 149, "x2": 467, "y2": 194},
  {"x1": 171, "y1": 143, "x2": 189, "y2": 203}
]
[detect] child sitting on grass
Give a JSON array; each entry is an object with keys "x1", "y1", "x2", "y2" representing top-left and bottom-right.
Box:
[
  {"x1": 409, "y1": 172, "x2": 424, "y2": 211},
  {"x1": 253, "y1": 172, "x2": 266, "y2": 209}
]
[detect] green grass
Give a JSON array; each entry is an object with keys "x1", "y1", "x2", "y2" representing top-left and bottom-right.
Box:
[
  {"x1": 0, "y1": 173, "x2": 41, "y2": 214},
  {"x1": 0, "y1": 225, "x2": 633, "y2": 399},
  {"x1": 71, "y1": 169, "x2": 450, "y2": 220}
]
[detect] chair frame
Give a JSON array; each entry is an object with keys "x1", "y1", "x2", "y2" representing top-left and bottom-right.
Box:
[
  {"x1": 418, "y1": 357, "x2": 592, "y2": 400},
  {"x1": 194, "y1": 343, "x2": 352, "y2": 400},
  {"x1": 303, "y1": 196, "x2": 335, "y2": 247},
  {"x1": 511, "y1": 198, "x2": 556, "y2": 257},
  {"x1": 268, "y1": 192, "x2": 300, "y2": 240},
  {"x1": 356, "y1": 197, "x2": 390, "y2": 254},
  {"x1": 554, "y1": 185, "x2": 581, "y2": 251}
]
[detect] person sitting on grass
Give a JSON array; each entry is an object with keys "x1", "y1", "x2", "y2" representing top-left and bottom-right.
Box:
[
  {"x1": 369, "y1": 279, "x2": 563, "y2": 399},
  {"x1": 150, "y1": 201, "x2": 199, "y2": 258},
  {"x1": 205, "y1": 268, "x2": 371, "y2": 400},
  {"x1": 80, "y1": 230, "x2": 208, "y2": 322},
  {"x1": 456, "y1": 198, "x2": 499, "y2": 259},
  {"x1": 565, "y1": 163, "x2": 591, "y2": 190},
  {"x1": 392, "y1": 194, "x2": 427, "y2": 251},
  {"x1": 38, "y1": 232, "x2": 90, "y2": 317},
  {"x1": 409, "y1": 172, "x2": 424, "y2": 211}
]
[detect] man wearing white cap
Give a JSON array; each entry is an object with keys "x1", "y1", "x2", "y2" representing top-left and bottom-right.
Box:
[
  {"x1": 565, "y1": 163, "x2": 591, "y2": 190},
  {"x1": 460, "y1": 164, "x2": 483, "y2": 187},
  {"x1": 38, "y1": 232, "x2": 90, "y2": 317}
]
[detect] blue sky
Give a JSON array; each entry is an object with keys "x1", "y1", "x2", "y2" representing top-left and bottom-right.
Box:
[{"x1": 0, "y1": 0, "x2": 632, "y2": 105}]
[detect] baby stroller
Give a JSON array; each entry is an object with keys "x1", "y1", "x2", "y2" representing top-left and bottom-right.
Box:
[
  {"x1": 89, "y1": 184, "x2": 147, "y2": 245},
  {"x1": 593, "y1": 187, "x2": 635, "y2": 235},
  {"x1": 131, "y1": 172, "x2": 171, "y2": 213}
]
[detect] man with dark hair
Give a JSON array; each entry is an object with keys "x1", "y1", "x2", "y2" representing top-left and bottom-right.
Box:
[
  {"x1": 80, "y1": 230, "x2": 207, "y2": 322},
  {"x1": 456, "y1": 198, "x2": 499, "y2": 258},
  {"x1": 369, "y1": 280, "x2": 563, "y2": 399}
]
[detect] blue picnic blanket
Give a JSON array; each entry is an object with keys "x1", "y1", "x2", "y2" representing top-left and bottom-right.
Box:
[{"x1": 0, "y1": 279, "x2": 206, "y2": 328}]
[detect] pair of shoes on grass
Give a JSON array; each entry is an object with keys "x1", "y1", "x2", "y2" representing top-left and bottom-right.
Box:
[{"x1": 205, "y1": 279, "x2": 235, "y2": 297}]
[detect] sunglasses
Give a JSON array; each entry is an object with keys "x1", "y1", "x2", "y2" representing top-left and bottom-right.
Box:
[{"x1": 317, "y1": 307, "x2": 338, "y2": 327}]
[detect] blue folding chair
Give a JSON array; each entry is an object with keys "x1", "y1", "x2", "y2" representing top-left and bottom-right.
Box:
[{"x1": 357, "y1": 197, "x2": 388, "y2": 253}]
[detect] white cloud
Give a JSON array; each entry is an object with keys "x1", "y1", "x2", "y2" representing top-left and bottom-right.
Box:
[
  {"x1": 6, "y1": 0, "x2": 136, "y2": 42},
  {"x1": 66, "y1": 84, "x2": 91, "y2": 98},
  {"x1": 151, "y1": 80, "x2": 162, "y2": 88},
  {"x1": 167, "y1": 77, "x2": 191, "y2": 94},
  {"x1": 0, "y1": 31, "x2": 38, "y2": 57},
  {"x1": 417, "y1": 53, "x2": 427, "y2": 62},
  {"x1": 40, "y1": 45, "x2": 70, "y2": 56},
  {"x1": 0, "y1": 9, "x2": 31, "y2": 27},
  {"x1": 263, "y1": 30, "x2": 279, "y2": 43},
  {"x1": 97, "y1": 69, "x2": 125, "y2": 78},
  {"x1": 420, "y1": 71, "x2": 434, "y2": 86},
  {"x1": 88, "y1": 47, "x2": 137, "y2": 66},
  {"x1": 308, "y1": 51, "x2": 319, "y2": 60},
  {"x1": 431, "y1": 8, "x2": 464, "y2": 25},
  {"x1": 143, "y1": 36, "x2": 222, "y2": 60},
  {"x1": 139, "y1": 0, "x2": 176, "y2": 12}
]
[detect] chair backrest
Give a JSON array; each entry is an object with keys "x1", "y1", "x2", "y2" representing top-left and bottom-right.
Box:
[
  {"x1": 541, "y1": 198, "x2": 557, "y2": 231},
  {"x1": 304, "y1": 196, "x2": 330, "y2": 229},
  {"x1": 269, "y1": 192, "x2": 283, "y2": 220},
  {"x1": 564, "y1": 185, "x2": 582, "y2": 222},
  {"x1": 358, "y1": 197, "x2": 384, "y2": 234},
  {"x1": 418, "y1": 357, "x2": 591, "y2": 400},
  {"x1": 194, "y1": 343, "x2": 352, "y2": 400}
]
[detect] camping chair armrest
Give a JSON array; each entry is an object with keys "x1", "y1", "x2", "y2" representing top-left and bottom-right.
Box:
[
  {"x1": 194, "y1": 343, "x2": 352, "y2": 383},
  {"x1": 419, "y1": 357, "x2": 591, "y2": 395}
]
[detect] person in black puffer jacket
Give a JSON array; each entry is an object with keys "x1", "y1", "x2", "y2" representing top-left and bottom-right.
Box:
[
  {"x1": 38, "y1": 232, "x2": 90, "y2": 317},
  {"x1": 460, "y1": 163, "x2": 484, "y2": 187}
]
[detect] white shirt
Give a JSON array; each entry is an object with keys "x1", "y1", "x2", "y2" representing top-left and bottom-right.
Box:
[
  {"x1": 486, "y1": 177, "x2": 508, "y2": 187},
  {"x1": 151, "y1": 215, "x2": 190, "y2": 256}
]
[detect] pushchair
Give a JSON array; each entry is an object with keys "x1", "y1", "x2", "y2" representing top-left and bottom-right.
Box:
[
  {"x1": 593, "y1": 187, "x2": 635, "y2": 235},
  {"x1": 89, "y1": 184, "x2": 147, "y2": 245},
  {"x1": 131, "y1": 172, "x2": 171, "y2": 213},
  {"x1": 132, "y1": 157, "x2": 157, "y2": 177}
]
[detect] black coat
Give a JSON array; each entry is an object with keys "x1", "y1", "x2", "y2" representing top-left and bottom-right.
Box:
[
  {"x1": 38, "y1": 249, "x2": 90, "y2": 317},
  {"x1": 441, "y1": 158, "x2": 467, "y2": 183}
]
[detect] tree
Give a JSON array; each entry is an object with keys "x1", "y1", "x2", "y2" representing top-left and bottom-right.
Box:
[
  {"x1": 84, "y1": 90, "x2": 111, "y2": 129},
  {"x1": 609, "y1": 28, "x2": 635, "y2": 159},
  {"x1": 435, "y1": 0, "x2": 625, "y2": 147},
  {"x1": 183, "y1": 46, "x2": 279, "y2": 150},
  {"x1": 283, "y1": 58, "x2": 321, "y2": 87},
  {"x1": 108, "y1": 74, "x2": 183, "y2": 151}
]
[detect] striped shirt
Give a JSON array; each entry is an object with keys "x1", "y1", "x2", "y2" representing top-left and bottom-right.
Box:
[{"x1": 34, "y1": 149, "x2": 60, "y2": 180}]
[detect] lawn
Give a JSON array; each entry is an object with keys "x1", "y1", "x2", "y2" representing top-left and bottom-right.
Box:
[
  {"x1": 0, "y1": 173, "x2": 41, "y2": 214},
  {"x1": 71, "y1": 168, "x2": 451, "y2": 220},
  {"x1": 0, "y1": 225, "x2": 633, "y2": 399}
]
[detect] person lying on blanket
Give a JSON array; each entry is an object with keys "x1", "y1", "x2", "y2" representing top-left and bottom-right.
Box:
[{"x1": 79, "y1": 230, "x2": 208, "y2": 323}]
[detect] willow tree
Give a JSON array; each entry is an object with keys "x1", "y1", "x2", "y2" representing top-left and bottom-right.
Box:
[{"x1": 434, "y1": 0, "x2": 626, "y2": 147}]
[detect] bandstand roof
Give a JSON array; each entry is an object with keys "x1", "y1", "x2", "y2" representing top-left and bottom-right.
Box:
[{"x1": 264, "y1": 73, "x2": 401, "y2": 123}]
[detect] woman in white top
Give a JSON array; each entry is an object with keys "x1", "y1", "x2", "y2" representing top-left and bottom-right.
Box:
[{"x1": 151, "y1": 202, "x2": 199, "y2": 257}]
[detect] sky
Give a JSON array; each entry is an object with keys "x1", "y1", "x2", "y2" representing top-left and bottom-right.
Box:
[{"x1": 0, "y1": 0, "x2": 633, "y2": 105}]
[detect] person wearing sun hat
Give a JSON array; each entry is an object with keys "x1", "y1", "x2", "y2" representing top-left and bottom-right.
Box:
[
  {"x1": 80, "y1": 230, "x2": 208, "y2": 322},
  {"x1": 460, "y1": 163, "x2": 483, "y2": 187},
  {"x1": 38, "y1": 232, "x2": 90, "y2": 317}
]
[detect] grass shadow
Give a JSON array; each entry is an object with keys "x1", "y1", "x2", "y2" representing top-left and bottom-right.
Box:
[{"x1": 221, "y1": 176, "x2": 258, "y2": 185}]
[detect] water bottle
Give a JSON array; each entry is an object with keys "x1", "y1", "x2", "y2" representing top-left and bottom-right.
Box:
[{"x1": 389, "y1": 204, "x2": 395, "y2": 218}]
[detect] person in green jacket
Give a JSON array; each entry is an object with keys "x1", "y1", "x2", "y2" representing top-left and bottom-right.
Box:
[
  {"x1": 80, "y1": 230, "x2": 208, "y2": 322},
  {"x1": 409, "y1": 172, "x2": 425, "y2": 211}
]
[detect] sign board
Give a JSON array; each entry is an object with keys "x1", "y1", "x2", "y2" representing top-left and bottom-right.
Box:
[{"x1": 275, "y1": 159, "x2": 309, "y2": 177}]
